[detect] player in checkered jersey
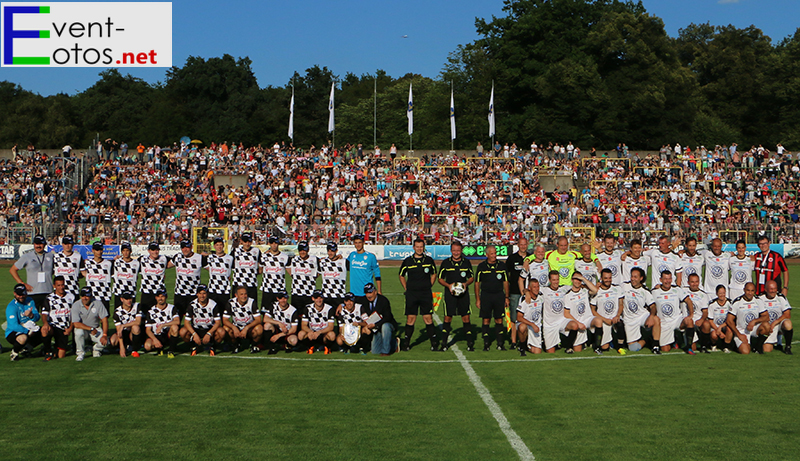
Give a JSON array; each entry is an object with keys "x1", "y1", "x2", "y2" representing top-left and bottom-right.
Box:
[
  {"x1": 113, "y1": 242, "x2": 140, "y2": 308},
  {"x1": 109, "y1": 291, "x2": 143, "y2": 358},
  {"x1": 139, "y1": 243, "x2": 175, "y2": 312},
  {"x1": 262, "y1": 292, "x2": 299, "y2": 353},
  {"x1": 336, "y1": 292, "x2": 370, "y2": 353},
  {"x1": 298, "y1": 290, "x2": 336, "y2": 354},
  {"x1": 53, "y1": 236, "x2": 83, "y2": 297},
  {"x1": 259, "y1": 236, "x2": 289, "y2": 314},
  {"x1": 40, "y1": 276, "x2": 75, "y2": 360},
  {"x1": 82, "y1": 242, "x2": 113, "y2": 310},
  {"x1": 290, "y1": 241, "x2": 319, "y2": 311},
  {"x1": 143, "y1": 288, "x2": 180, "y2": 357},
  {"x1": 222, "y1": 286, "x2": 264, "y2": 354},
  {"x1": 319, "y1": 242, "x2": 347, "y2": 309},
  {"x1": 180, "y1": 285, "x2": 225, "y2": 356},
  {"x1": 230, "y1": 233, "x2": 261, "y2": 302},
  {"x1": 172, "y1": 240, "x2": 207, "y2": 318},
  {"x1": 205, "y1": 237, "x2": 234, "y2": 309}
]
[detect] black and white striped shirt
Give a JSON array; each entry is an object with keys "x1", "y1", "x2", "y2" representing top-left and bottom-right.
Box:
[
  {"x1": 173, "y1": 252, "x2": 206, "y2": 296},
  {"x1": 43, "y1": 292, "x2": 75, "y2": 330},
  {"x1": 140, "y1": 255, "x2": 170, "y2": 295},
  {"x1": 113, "y1": 258, "x2": 140, "y2": 296},
  {"x1": 206, "y1": 253, "x2": 234, "y2": 295},
  {"x1": 53, "y1": 251, "x2": 83, "y2": 296},
  {"x1": 84, "y1": 258, "x2": 113, "y2": 302}
]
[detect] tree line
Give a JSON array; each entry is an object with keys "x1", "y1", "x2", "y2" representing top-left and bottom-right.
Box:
[{"x1": 3, "y1": 0, "x2": 800, "y2": 152}]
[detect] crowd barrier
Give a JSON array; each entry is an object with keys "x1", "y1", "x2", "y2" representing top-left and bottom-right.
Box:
[{"x1": 5, "y1": 243, "x2": 792, "y2": 261}]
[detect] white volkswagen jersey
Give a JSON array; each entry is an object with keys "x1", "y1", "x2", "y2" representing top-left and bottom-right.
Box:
[
  {"x1": 703, "y1": 251, "x2": 730, "y2": 294},
  {"x1": 622, "y1": 283, "x2": 655, "y2": 322},
  {"x1": 622, "y1": 255, "x2": 650, "y2": 284},
  {"x1": 685, "y1": 288, "x2": 709, "y2": 321},
  {"x1": 573, "y1": 259, "x2": 599, "y2": 285},
  {"x1": 729, "y1": 296, "x2": 766, "y2": 332},
  {"x1": 516, "y1": 295, "x2": 543, "y2": 327},
  {"x1": 592, "y1": 285, "x2": 624, "y2": 320},
  {"x1": 539, "y1": 285, "x2": 571, "y2": 326},
  {"x1": 564, "y1": 287, "x2": 592, "y2": 325},
  {"x1": 709, "y1": 298, "x2": 731, "y2": 327},
  {"x1": 728, "y1": 255, "x2": 754, "y2": 293},
  {"x1": 597, "y1": 249, "x2": 624, "y2": 286},
  {"x1": 645, "y1": 249, "x2": 683, "y2": 288},
  {"x1": 758, "y1": 294, "x2": 791, "y2": 325},
  {"x1": 652, "y1": 285, "x2": 689, "y2": 322},
  {"x1": 520, "y1": 259, "x2": 550, "y2": 289},
  {"x1": 679, "y1": 252, "x2": 704, "y2": 288}
]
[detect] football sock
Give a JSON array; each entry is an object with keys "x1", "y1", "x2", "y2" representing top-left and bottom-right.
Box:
[
  {"x1": 441, "y1": 322, "x2": 451, "y2": 346},
  {"x1": 495, "y1": 326, "x2": 504, "y2": 347},
  {"x1": 426, "y1": 324, "x2": 438, "y2": 347},
  {"x1": 753, "y1": 335, "x2": 766, "y2": 353},
  {"x1": 131, "y1": 333, "x2": 142, "y2": 351},
  {"x1": 169, "y1": 334, "x2": 179, "y2": 353},
  {"x1": 684, "y1": 328, "x2": 695, "y2": 350},
  {"x1": 593, "y1": 329, "x2": 602, "y2": 350},
  {"x1": 699, "y1": 330, "x2": 711, "y2": 349},
  {"x1": 404, "y1": 325, "x2": 414, "y2": 342},
  {"x1": 784, "y1": 328, "x2": 793, "y2": 345},
  {"x1": 565, "y1": 330, "x2": 577, "y2": 349},
  {"x1": 464, "y1": 323, "x2": 474, "y2": 346},
  {"x1": 42, "y1": 338, "x2": 52, "y2": 354},
  {"x1": 482, "y1": 324, "x2": 490, "y2": 338}
]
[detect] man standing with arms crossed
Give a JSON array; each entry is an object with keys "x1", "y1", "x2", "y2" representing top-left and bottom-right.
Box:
[{"x1": 399, "y1": 238, "x2": 438, "y2": 351}]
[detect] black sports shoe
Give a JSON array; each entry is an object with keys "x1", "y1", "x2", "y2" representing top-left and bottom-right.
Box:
[
  {"x1": 785, "y1": 346, "x2": 793, "y2": 355},
  {"x1": 701, "y1": 347, "x2": 710, "y2": 354},
  {"x1": 497, "y1": 344, "x2": 506, "y2": 351},
  {"x1": 483, "y1": 344, "x2": 490, "y2": 352},
  {"x1": 267, "y1": 348, "x2": 278, "y2": 355},
  {"x1": 565, "y1": 348, "x2": 574, "y2": 355},
  {"x1": 232, "y1": 345, "x2": 240, "y2": 354},
  {"x1": 250, "y1": 345, "x2": 260, "y2": 354},
  {"x1": 439, "y1": 343, "x2": 449, "y2": 352},
  {"x1": 466, "y1": 344, "x2": 475, "y2": 352},
  {"x1": 519, "y1": 348, "x2": 527, "y2": 357},
  {"x1": 510, "y1": 342, "x2": 517, "y2": 350},
  {"x1": 652, "y1": 347, "x2": 662, "y2": 355}
]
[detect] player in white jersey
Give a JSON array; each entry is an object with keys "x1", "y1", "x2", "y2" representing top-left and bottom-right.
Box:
[
  {"x1": 521, "y1": 245, "x2": 550, "y2": 289},
  {"x1": 262, "y1": 291, "x2": 299, "y2": 353},
  {"x1": 590, "y1": 269, "x2": 624, "y2": 354},
  {"x1": 336, "y1": 292, "x2": 369, "y2": 353},
  {"x1": 298, "y1": 290, "x2": 336, "y2": 354},
  {"x1": 563, "y1": 271, "x2": 599, "y2": 353},
  {"x1": 143, "y1": 288, "x2": 180, "y2": 357},
  {"x1": 622, "y1": 267, "x2": 661, "y2": 354},
  {"x1": 727, "y1": 282, "x2": 769, "y2": 354},
  {"x1": 539, "y1": 271, "x2": 581, "y2": 353},
  {"x1": 222, "y1": 286, "x2": 264, "y2": 354},
  {"x1": 621, "y1": 239, "x2": 650, "y2": 283},
  {"x1": 728, "y1": 240, "x2": 754, "y2": 300},
  {"x1": 180, "y1": 285, "x2": 225, "y2": 356},
  {"x1": 596, "y1": 234, "x2": 624, "y2": 286},
  {"x1": 678, "y1": 237, "x2": 704, "y2": 289},
  {"x1": 573, "y1": 243, "x2": 602, "y2": 286},
  {"x1": 759, "y1": 280, "x2": 793, "y2": 354},
  {"x1": 641, "y1": 235, "x2": 683, "y2": 288},
  {"x1": 707, "y1": 285, "x2": 733, "y2": 352},
  {"x1": 703, "y1": 238, "x2": 730, "y2": 295},
  {"x1": 516, "y1": 279, "x2": 543, "y2": 356},
  {"x1": 685, "y1": 274, "x2": 711, "y2": 353},
  {"x1": 652, "y1": 270, "x2": 696, "y2": 354}
]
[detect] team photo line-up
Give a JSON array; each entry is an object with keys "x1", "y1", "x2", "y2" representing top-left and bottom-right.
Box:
[{"x1": 5, "y1": 230, "x2": 793, "y2": 362}]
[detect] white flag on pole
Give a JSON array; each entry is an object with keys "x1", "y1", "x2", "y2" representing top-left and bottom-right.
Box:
[
  {"x1": 450, "y1": 88, "x2": 456, "y2": 140},
  {"x1": 288, "y1": 88, "x2": 294, "y2": 140},
  {"x1": 488, "y1": 84, "x2": 495, "y2": 138},
  {"x1": 328, "y1": 82, "x2": 335, "y2": 133},
  {"x1": 407, "y1": 83, "x2": 414, "y2": 135}
]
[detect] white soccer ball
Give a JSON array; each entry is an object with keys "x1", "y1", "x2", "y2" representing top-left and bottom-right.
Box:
[{"x1": 451, "y1": 282, "x2": 466, "y2": 296}]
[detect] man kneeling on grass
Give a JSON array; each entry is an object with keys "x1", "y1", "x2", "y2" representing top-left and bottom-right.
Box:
[
  {"x1": 109, "y1": 291, "x2": 142, "y2": 358},
  {"x1": 298, "y1": 290, "x2": 336, "y2": 354},
  {"x1": 223, "y1": 286, "x2": 263, "y2": 354},
  {"x1": 262, "y1": 292, "x2": 299, "y2": 354},
  {"x1": 144, "y1": 289, "x2": 180, "y2": 358},
  {"x1": 72, "y1": 286, "x2": 109, "y2": 362},
  {"x1": 181, "y1": 285, "x2": 225, "y2": 356}
]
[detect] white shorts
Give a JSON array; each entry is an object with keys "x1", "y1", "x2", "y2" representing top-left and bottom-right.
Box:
[
  {"x1": 733, "y1": 327, "x2": 758, "y2": 348},
  {"x1": 543, "y1": 317, "x2": 571, "y2": 350},
  {"x1": 765, "y1": 320, "x2": 785, "y2": 345},
  {"x1": 523, "y1": 324, "x2": 542, "y2": 349},
  {"x1": 624, "y1": 315, "x2": 649, "y2": 343},
  {"x1": 692, "y1": 308, "x2": 707, "y2": 323},
  {"x1": 660, "y1": 316, "x2": 683, "y2": 345},
  {"x1": 593, "y1": 322, "x2": 613, "y2": 346},
  {"x1": 574, "y1": 316, "x2": 595, "y2": 346}
]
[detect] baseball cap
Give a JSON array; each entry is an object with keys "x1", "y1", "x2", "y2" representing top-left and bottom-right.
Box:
[
  {"x1": 180, "y1": 239, "x2": 192, "y2": 248},
  {"x1": 311, "y1": 289, "x2": 323, "y2": 298},
  {"x1": 298, "y1": 241, "x2": 309, "y2": 251},
  {"x1": 33, "y1": 234, "x2": 46, "y2": 245},
  {"x1": 121, "y1": 242, "x2": 132, "y2": 251},
  {"x1": 14, "y1": 283, "x2": 28, "y2": 296},
  {"x1": 155, "y1": 287, "x2": 167, "y2": 296},
  {"x1": 62, "y1": 236, "x2": 74, "y2": 245},
  {"x1": 268, "y1": 236, "x2": 280, "y2": 244},
  {"x1": 148, "y1": 242, "x2": 160, "y2": 251},
  {"x1": 241, "y1": 232, "x2": 252, "y2": 242},
  {"x1": 213, "y1": 237, "x2": 224, "y2": 244},
  {"x1": 364, "y1": 283, "x2": 376, "y2": 294},
  {"x1": 344, "y1": 292, "x2": 355, "y2": 301},
  {"x1": 276, "y1": 291, "x2": 288, "y2": 299},
  {"x1": 353, "y1": 233, "x2": 364, "y2": 241},
  {"x1": 196, "y1": 284, "x2": 208, "y2": 294},
  {"x1": 327, "y1": 242, "x2": 338, "y2": 252},
  {"x1": 80, "y1": 286, "x2": 93, "y2": 297},
  {"x1": 92, "y1": 241, "x2": 104, "y2": 251},
  {"x1": 120, "y1": 291, "x2": 134, "y2": 299}
]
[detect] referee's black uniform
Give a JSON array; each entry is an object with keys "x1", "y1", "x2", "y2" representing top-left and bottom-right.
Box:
[
  {"x1": 399, "y1": 254, "x2": 438, "y2": 350},
  {"x1": 475, "y1": 259, "x2": 508, "y2": 350},
  {"x1": 438, "y1": 256, "x2": 474, "y2": 350}
]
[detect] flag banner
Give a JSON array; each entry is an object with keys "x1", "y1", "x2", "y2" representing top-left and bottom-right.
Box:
[
  {"x1": 433, "y1": 292, "x2": 443, "y2": 312},
  {"x1": 328, "y1": 82, "x2": 335, "y2": 133},
  {"x1": 407, "y1": 83, "x2": 413, "y2": 136},
  {"x1": 288, "y1": 89, "x2": 294, "y2": 139},
  {"x1": 488, "y1": 85, "x2": 495, "y2": 137},
  {"x1": 450, "y1": 89, "x2": 456, "y2": 140}
]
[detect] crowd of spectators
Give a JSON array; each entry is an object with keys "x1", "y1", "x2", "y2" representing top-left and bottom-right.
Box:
[{"x1": 5, "y1": 138, "x2": 800, "y2": 247}]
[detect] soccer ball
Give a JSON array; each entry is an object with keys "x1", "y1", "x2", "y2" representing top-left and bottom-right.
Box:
[{"x1": 451, "y1": 282, "x2": 466, "y2": 296}]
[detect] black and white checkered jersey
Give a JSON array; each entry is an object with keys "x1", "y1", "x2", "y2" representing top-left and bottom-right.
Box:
[
  {"x1": 172, "y1": 252, "x2": 206, "y2": 296},
  {"x1": 113, "y1": 302, "x2": 142, "y2": 327},
  {"x1": 206, "y1": 253, "x2": 234, "y2": 295},
  {"x1": 290, "y1": 255, "x2": 319, "y2": 296},
  {"x1": 139, "y1": 255, "x2": 170, "y2": 294},
  {"x1": 144, "y1": 303, "x2": 178, "y2": 334},
  {"x1": 43, "y1": 292, "x2": 75, "y2": 330},
  {"x1": 53, "y1": 251, "x2": 83, "y2": 295},
  {"x1": 113, "y1": 258, "x2": 140, "y2": 296},
  {"x1": 303, "y1": 303, "x2": 335, "y2": 331},
  {"x1": 319, "y1": 256, "x2": 347, "y2": 298},
  {"x1": 224, "y1": 297, "x2": 259, "y2": 328},
  {"x1": 83, "y1": 258, "x2": 114, "y2": 302},
  {"x1": 260, "y1": 251, "x2": 289, "y2": 293},
  {"x1": 231, "y1": 246, "x2": 261, "y2": 288},
  {"x1": 185, "y1": 298, "x2": 220, "y2": 330},
  {"x1": 338, "y1": 303, "x2": 368, "y2": 327},
  {"x1": 266, "y1": 303, "x2": 299, "y2": 329}
]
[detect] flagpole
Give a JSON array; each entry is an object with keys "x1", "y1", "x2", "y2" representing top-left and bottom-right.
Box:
[
  {"x1": 450, "y1": 81, "x2": 454, "y2": 152},
  {"x1": 491, "y1": 80, "x2": 495, "y2": 150},
  {"x1": 373, "y1": 76, "x2": 377, "y2": 148}
]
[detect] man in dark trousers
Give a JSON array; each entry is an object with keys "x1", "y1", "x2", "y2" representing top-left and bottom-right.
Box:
[
  {"x1": 505, "y1": 236, "x2": 531, "y2": 349},
  {"x1": 437, "y1": 241, "x2": 475, "y2": 351},
  {"x1": 358, "y1": 283, "x2": 398, "y2": 355},
  {"x1": 399, "y1": 238, "x2": 438, "y2": 351},
  {"x1": 475, "y1": 245, "x2": 509, "y2": 351}
]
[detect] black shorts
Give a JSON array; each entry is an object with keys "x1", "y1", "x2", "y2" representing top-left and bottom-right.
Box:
[
  {"x1": 292, "y1": 295, "x2": 312, "y2": 312},
  {"x1": 209, "y1": 293, "x2": 229, "y2": 310},
  {"x1": 191, "y1": 327, "x2": 213, "y2": 340},
  {"x1": 326, "y1": 297, "x2": 344, "y2": 309},
  {"x1": 30, "y1": 293, "x2": 48, "y2": 311},
  {"x1": 405, "y1": 291, "x2": 433, "y2": 316},
  {"x1": 150, "y1": 332, "x2": 169, "y2": 347},
  {"x1": 173, "y1": 294, "x2": 195, "y2": 318},
  {"x1": 261, "y1": 291, "x2": 280, "y2": 310},
  {"x1": 444, "y1": 292, "x2": 471, "y2": 317},
  {"x1": 51, "y1": 327, "x2": 70, "y2": 350},
  {"x1": 479, "y1": 292, "x2": 505, "y2": 319},
  {"x1": 140, "y1": 293, "x2": 157, "y2": 311}
]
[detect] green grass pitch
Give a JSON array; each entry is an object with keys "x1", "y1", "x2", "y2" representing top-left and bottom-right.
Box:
[{"x1": 0, "y1": 263, "x2": 798, "y2": 460}]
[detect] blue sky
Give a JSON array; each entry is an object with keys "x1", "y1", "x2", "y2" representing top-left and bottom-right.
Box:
[{"x1": 2, "y1": 0, "x2": 798, "y2": 96}]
